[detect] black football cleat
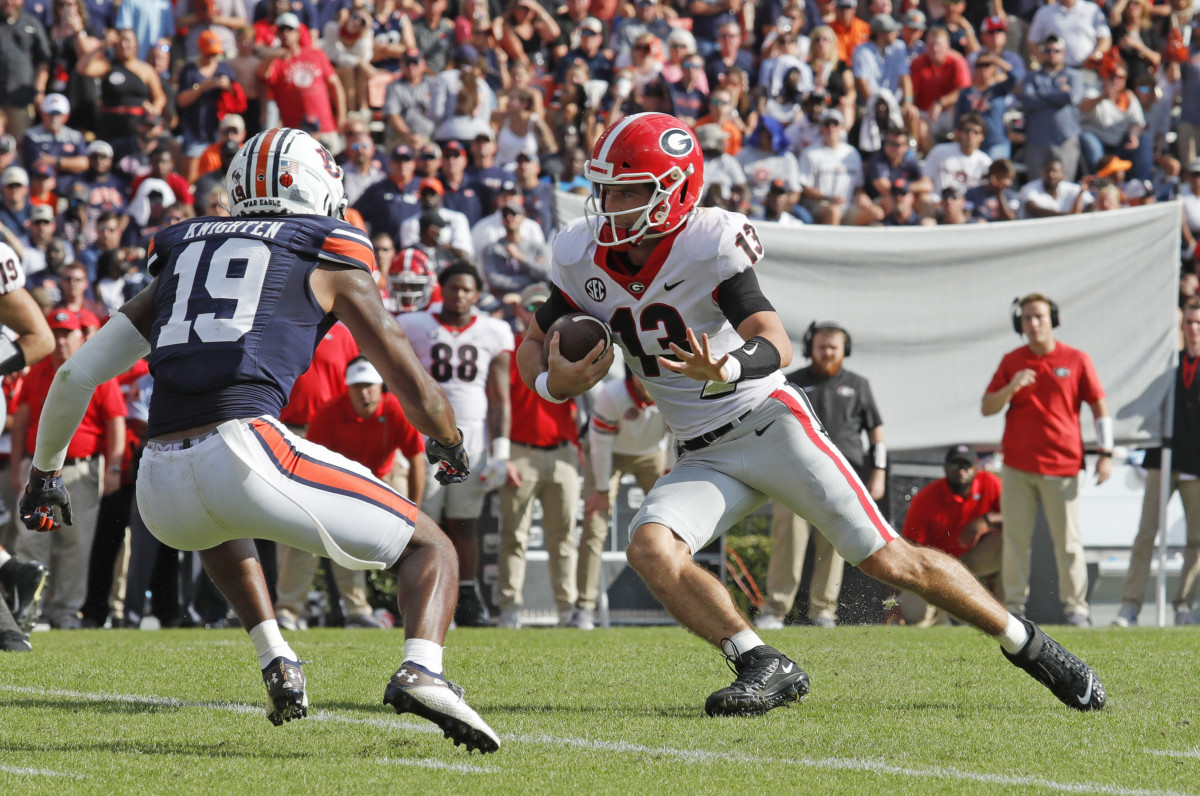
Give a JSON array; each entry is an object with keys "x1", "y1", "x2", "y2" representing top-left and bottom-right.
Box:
[
  {"x1": 0, "y1": 597, "x2": 31, "y2": 652},
  {"x1": 384, "y1": 662, "x2": 500, "y2": 754},
  {"x1": 261, "y1": 657, "x2": 308, "y2": 726},
  {"x1": 705, "y1": 643, "x2": 810, "y2": 717},
  {"x1": 454, "y1": 583, "x2": 491, "y2": 628},
  {"x1": 0, "y1": 558, "x2": 48, "y2": 634},
  {"x1": 1002, "y1": 618, "x2": 1106, "y2": 711}
]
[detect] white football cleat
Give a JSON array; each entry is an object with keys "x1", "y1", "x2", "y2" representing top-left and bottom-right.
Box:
[{"x1": 383, "y1": 662, "x2": 500, "y2": 754}]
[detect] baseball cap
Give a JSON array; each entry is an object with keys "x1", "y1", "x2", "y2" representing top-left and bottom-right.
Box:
[
  {"x1": 87, "y1": 139, "x2": 114, "y2": 157},
  {"x1": 870, "y1": 13, "x2": 900, "y2": 34},
  {"x1": 945, "y1": 444, "x2": 977, "y2": 465},
  {"x1": 402, "y1": 48, "x2": 422, "y2": 65},
  {"x1": 498, "y1": 179, "x2": 520, "y2": 195},
  {"x1": 580, "y1": 16, "x2": 603, "y2": 34},
  {"x1": 197, "y1": 29, "x2": 224, "y2": 55},
  {"x1": 32, "y1": 163, "x2": 55, "y2": 180},
  {"x1": 1, "y1": 166, "x2": 28, "y2": 187},
  {"x1": 981, "y1": 15, "x2": 1007, "y2": 33},
  {"x1": 974, "y1": 53, "x2": 1004, "y2": 69},
  {"x1": 418, "y1": 177, "x2": 445, "y2": 196},
  {"x1": 29, "y1": 204, "x2": 55, "y2": 222},
  {"x1": 835, "y1": 0, "x2": 856, "y2": 9},
  {"x1": 419, "y1": 144, "x2": 442, "y2": 159},
  {"x1": 695, "y1": 123, "x2": 727, "y2": 150},
  {"x1": 473, "y1": 129, "x2": 496, "y2": 143},
  {"x1": 390, "y1": 144, "x2": 413, "y2": 161},
  {"x1": 1187, "y1": 157, "x2": 1200, "y2": 175},
  {"x1": 345, "y1": 359, "x2": 383, "y2": 386},
  {"x1": 444, "y1": 140, "x2": 466, "y2": 156},
  {"x1": 516, "y1": 150, "x2": 539, "y2": 165},
  {"x1": 454, "y1": 44, "x2": 480, "y2": 64},
  {"x1": 890, "y1": 177, "x2": 912, "y2": 195},
  {"x1": 41, "y1": 93, "x2": 70, "y2": 116},
  {"x1": 220, "y1": 113, "x2": 246, "y2": 132},
  {"x1": 46, "y1": 309, "x2": 81, "y2": 332},
  {"x1": 902, "y1": 9, "x2": 926, "y2": 29},
  {"x1": 820, "y1": 108, "x2": 845, "y2": 126},
  {"x1": 767, "y1": 178, "x2": 789, "y2": 194},
  {"x1": 520, "y1": 282, "x2": 551, "y2": 307},
  {"x1": 275, "y1": 12, "x2": 301, "y2": 29}
]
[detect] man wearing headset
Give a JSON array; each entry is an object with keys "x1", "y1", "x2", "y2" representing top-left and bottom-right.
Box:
[
  {"x1": 982, "y1": 293, "x2": 1112, "y2": 627},
  {"x1": 756, "y1": 321, "x2": 887, "y2": 630}
]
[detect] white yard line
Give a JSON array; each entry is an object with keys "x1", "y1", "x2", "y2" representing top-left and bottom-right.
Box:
[
  {"x1": 0, "y1": 685, "x2": 1188, "y2": 794},
  {"x1": 0, "y1": 764, "x2": 83, "y2": 779},
  {"x1": 1145, "y1": 748, "x2": 1200, "y2": 760}
]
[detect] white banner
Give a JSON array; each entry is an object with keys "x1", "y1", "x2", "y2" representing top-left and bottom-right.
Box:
[{"x1": 554, "y1": 193, "x2": 1180, "y2": 452}]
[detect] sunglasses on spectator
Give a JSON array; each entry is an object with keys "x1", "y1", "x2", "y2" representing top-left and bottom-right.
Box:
[
  {"x1": 1044, "y1": 47, "x2": 1064, "y2": 54},
  {"x1": 635, "y1": 44, "x2": 652, "y2": 51},
  {"x1": 711, "y1": 98, "x2": 729, "y2": 105},
  {"x1": 31, "y1": 219, "x2": 52, "y2": 225}
]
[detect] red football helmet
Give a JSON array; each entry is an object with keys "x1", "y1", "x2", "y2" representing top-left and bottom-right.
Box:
[
  {"x1": 583, "y1": 112, "x2": 704, "y2": 248},
  {"x1": 386, "y1": 248, "x2": 434, "y2": 312}
]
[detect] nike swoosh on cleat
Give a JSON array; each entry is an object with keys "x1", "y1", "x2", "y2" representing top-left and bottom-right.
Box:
[
  {"x1": 664, "y1": 280, "x2": 685, "y2": 291},
  {"x1": 755, "y1": 420, "x2": 777, "y2": 436},
  {"x1": 1076, "y1": 672, "x2": 1094, "y2": 705},
  {"x1": 780, "y1": 661, "x2": 794, "y2": 673}
]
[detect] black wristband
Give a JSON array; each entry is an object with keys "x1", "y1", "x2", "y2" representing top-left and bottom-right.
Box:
[
  {"x1": 727, "y1": 336, "x2": 780, "y2": 381},
  {"x1": 1097, "y1": 450, "x2": 1113, "y2": 458},
  {"x1": 0, "y1": 336, "x2": 26, "y2": 376}
]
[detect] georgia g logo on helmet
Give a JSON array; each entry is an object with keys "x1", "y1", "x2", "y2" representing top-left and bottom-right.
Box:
[{"x1": 659, "y1": 129, "x2": 694, "y2": 157}]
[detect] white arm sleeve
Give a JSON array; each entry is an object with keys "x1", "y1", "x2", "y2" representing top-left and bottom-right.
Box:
[{"x1": 33, "y1": 313, "x2": 151, "y2": 472}]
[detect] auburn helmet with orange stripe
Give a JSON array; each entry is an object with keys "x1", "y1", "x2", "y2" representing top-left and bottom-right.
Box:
[
  {"x1": 386, "y1": 248, "x2": 434, "y2": 312},
  {"x1": 226, "y1": 128, "x2": 348, "y2": 219},
  {"x1": 583, "y1": 112, "x2": 703, "y2": 249}
]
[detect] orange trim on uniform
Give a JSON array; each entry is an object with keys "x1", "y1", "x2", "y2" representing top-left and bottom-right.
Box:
[
  {"x1": 254, "y1": 128, "x2": 280, "y2": 198},
  {"x1": 249, "y1": 419, "x2": 418, "y2": 524},
  {"x1": 321, "y1": 236, "x2": 376, "y2": 270}
]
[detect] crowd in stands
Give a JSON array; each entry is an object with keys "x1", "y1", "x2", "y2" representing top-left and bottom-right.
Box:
[{"x1": 2, "y1": 0, "x2": 1200, "y2": 631}]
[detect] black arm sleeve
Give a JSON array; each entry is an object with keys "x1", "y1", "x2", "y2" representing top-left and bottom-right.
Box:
[
  {"x1": 715, "y1": 268, "x2": 776, "y2": 328},
  {"x1": 533, "y1": 284, "x2": 575, "y2": 332}
]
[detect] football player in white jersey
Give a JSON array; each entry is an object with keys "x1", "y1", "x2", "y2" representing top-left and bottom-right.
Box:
[
  {"x1": 516, "y1": 112, "x2": 1107, "y2": 716},
  {"x1": 398, "y1": 261, "x2": 514, "y2": 626},
  {"x1": 0, "y1": 240, "x2": 54, "y2": 652}
]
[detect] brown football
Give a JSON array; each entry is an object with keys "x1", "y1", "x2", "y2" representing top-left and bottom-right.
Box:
[{"x1": 542, "y1": 312, "x2": 612, "y2": 365}]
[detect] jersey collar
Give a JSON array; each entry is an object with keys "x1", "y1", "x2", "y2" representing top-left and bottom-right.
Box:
[{"x1": 592, "y1": 225, "x2": 683, "y2": 300}]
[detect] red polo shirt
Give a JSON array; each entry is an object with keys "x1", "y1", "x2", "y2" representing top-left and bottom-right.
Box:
[
  {"x1": 307, "y1": 391, "x2": 422, "y2": 478},
  {"x1": 902, "y1": 471, "x2": 1001, "y2": 558},
  {"x1": 509, "y1": 335, "x2": 577, "y2": 448},
  {"x1": 910, "y1": 50, "x2": 971, "y2": 112},
  {"x1": 280, "y1": 322, "x2": 360, "y2": 428},
  {"x1": 986, "y1": 342, "x2": 1104, "y2": 477},
  {"x1": 20, "y1": 358, "x2": 125, "y2": 459}
]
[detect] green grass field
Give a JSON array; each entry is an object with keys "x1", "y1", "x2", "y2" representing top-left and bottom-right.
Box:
[{"x1": 1, "y1": 625, "x2": 1196, "y2": 795}]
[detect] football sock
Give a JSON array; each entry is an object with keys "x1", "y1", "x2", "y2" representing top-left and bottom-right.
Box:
[
  {"x1": 250, "y1": 619, "x2": 299, "y2": 669},
  {"x1": 458, "y1": 579, "x2": 476, "y2": 590},
  {"x1": 0, "y1": 549, "x2": 12, "y2": 570},
  {"x1": 996, "y1": 614, "x2": 1031, "y2": 654},
  {"x1": 722, "y1": 629, "x2": 765, "y2": 658},
  {"x1": 404, "y1": 637, "x2": 445, "y2": 674}
]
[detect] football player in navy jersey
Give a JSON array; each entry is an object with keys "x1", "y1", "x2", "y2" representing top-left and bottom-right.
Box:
[
  {"x1": 17, "y1": 128, "x2": 500, "y2": 753},
  {"x1": 517, "y1": 112, "x2": 1107, "y2": 717}
]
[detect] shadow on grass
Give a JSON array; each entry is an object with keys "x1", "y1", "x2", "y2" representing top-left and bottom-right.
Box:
[
  {"x1": 319, "y1": 699, "x2": 704, "y2": 720},
  {"x1": 0, "y1": 696, "x2": 193, "y2": 716},
  {"x1": 0, "y1": 737, "x2": 315, "y2": 760}
]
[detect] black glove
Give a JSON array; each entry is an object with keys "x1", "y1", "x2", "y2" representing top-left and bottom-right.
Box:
[
  {"x1": 425, "y1": 431, "x2": 470, "y2": 486},
  {"x1": 20, "y1": 472, "x2": 74, "y2": 531}
]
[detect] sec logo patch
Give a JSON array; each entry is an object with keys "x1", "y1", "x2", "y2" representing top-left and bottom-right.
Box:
[{"x1": 585, "y1": 278, "x2": 606, "y2": 301}]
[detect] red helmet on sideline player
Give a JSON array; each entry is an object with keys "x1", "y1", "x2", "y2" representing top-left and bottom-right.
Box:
[
  {"x1": 583, "y1": 112, "x2": 703, "y2": 249},
  {"x1": 386, "y1": 248, "x2": 435, "y2": 312}
]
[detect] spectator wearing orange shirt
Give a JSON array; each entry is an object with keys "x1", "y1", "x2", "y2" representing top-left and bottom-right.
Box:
[
  {"x1": 898, "y1": 444, "x2": 1002, "y2": 626},
  {"x1": 194, "y1": 114, "x2": 246, "y2": 181},
  {"x1": 831, "y1": 0, "x2": 870, "y2": 64},
  {"x1": 12, "y1": 309, "x2": 126, "y2": 629}
]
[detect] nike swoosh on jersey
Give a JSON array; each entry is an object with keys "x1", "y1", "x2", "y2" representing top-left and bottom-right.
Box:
[
  {"x1": 755, "y1": 420, "x2": 777, "y2": 436},
  {"x1": 664, "y1": 280, "x2": 685, "y2": 291},
  {"x1": 1076, "y1": 672, "x2": 1094, "y2": 705}
]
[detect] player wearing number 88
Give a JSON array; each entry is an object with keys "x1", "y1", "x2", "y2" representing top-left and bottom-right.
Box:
[
  {"x1": 18, "y1": 129, "x2": 501, "y2": 752},
  {"x1": 517, "y1": 111, "x2": 1107, "y2": 717},
  {"x1": 396, "y1": 261, "x2": 514, "y2": 627}
]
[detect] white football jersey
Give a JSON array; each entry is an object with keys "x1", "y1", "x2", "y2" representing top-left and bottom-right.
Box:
[
  {"x1": 551, "y1": 208, "x2": 785, "y2": 440},
  {"x1": 0, "y1": 243, "x2": 27, "y2": 296},
  {"x1": 398, "y1": 310, "x2": 514, "y2": 451}
]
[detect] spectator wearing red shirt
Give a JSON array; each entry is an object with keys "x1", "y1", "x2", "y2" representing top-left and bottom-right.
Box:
[
  {"x1": 982, "y1": 294, "x2": 1112, "y2": 626},
  {"x1": 910, "y1": 28, "x2": 971, "y2": 151},
  {"x1": 496, "y1": 284, "x2": 582, "y2": 629},
  {"x1": 12, "y1": 309, "x2": 126, "y2": 629},
  {"x1": 898, "y1": 444, "x2": 1002, "y2": 626},
  {"x1": 273, "y1": 321, "x2": 374, "y2": 630},
  {"x1": 258, "y1": 13, "x2": 346, "y2": 143}
]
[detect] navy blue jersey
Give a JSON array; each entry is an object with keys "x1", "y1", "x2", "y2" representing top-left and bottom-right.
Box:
[{"x1": 145, "y1": 214, "x2": 375, "y2": 436}]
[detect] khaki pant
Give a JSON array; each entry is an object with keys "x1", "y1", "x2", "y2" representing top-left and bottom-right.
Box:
[
  {"x1": 578, "y1": 449, "x2": 665, "y2": 611},
  {"x1": 16, "y1": 458, "x2": 103, "y2": 625},
  {"x1": 900, "y1": 531, "x2": 1003, "y2": 626},
  {"x1": 273, "y1": 545, "x2": 374, "y2": 622},
  {"x1": 1122, "y1": 469, "x2": 1200, "y2": 611},
  {"x1": 1177, "y1": 122, "x2": 1200, "y2": 170},
  {"x1": 1000, "y1": 465, "x2": 1089, "y2": 617},
  {"x1": 0, "y1": 460, "x2": 18, "y2": 552},
  {"x1": 0, "y1": 106, "x2": 33, "y2": 142},
  {"x1": 763, "y1": 500, "x2": 845, "y2": 622},
  {"x1": 497, "y1": 442, "x2": 580, "y2": 613}
]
